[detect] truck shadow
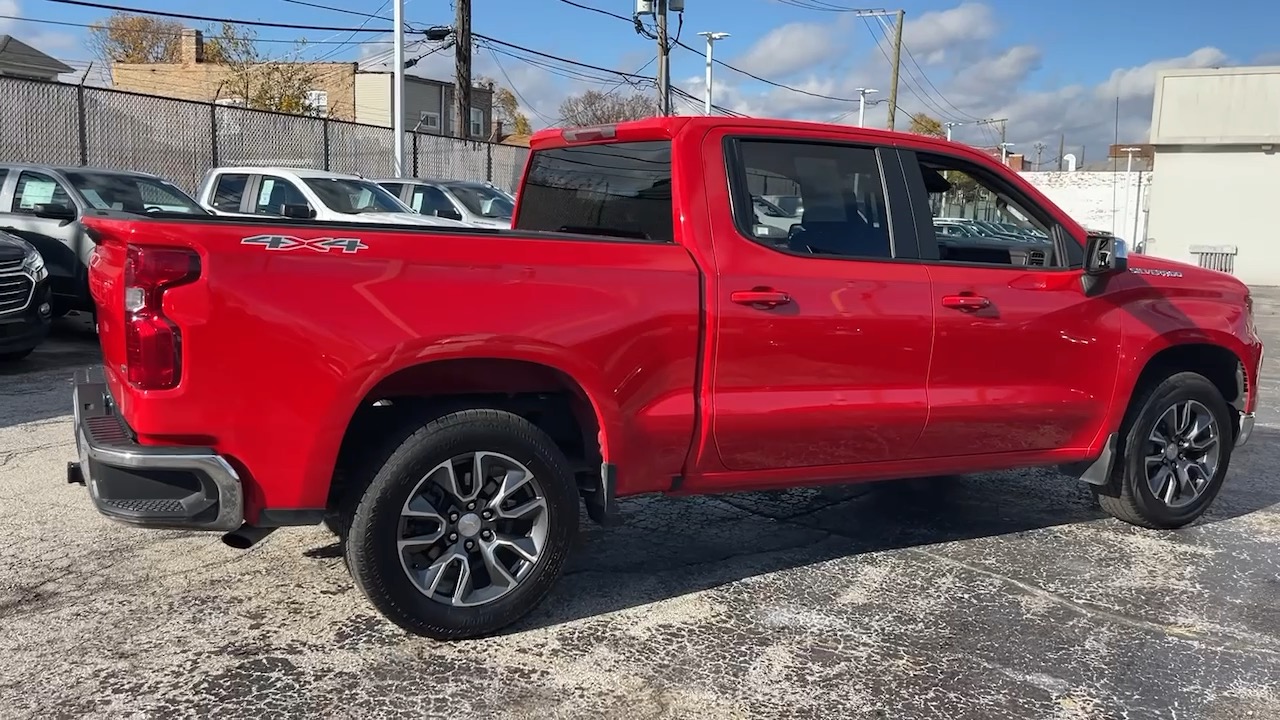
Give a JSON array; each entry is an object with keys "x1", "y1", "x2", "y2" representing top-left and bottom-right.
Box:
[{"x1": 510, "y1": 429, "x2": 1280, "y2": 633}]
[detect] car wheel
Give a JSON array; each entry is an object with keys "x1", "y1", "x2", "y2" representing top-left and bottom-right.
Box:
[
  {"x1": 0, "y1": 348, "x2": 34, "y2": 362},
  {"x1": 1096, "y1": 371, "x2": 1235, "y2": 529},
  {"x1": 345, "y1": 409, "x2": 578, "y2": 640}
]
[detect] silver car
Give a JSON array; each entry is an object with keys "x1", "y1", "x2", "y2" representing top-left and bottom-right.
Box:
[{"x1": 377, "y1": 178, "x2": 516, "y2": 229}]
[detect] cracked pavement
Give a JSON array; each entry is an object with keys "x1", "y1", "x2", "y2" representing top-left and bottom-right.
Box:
[{"x1": 1, "y1": 304, "x2": 1278, "y2": 720}]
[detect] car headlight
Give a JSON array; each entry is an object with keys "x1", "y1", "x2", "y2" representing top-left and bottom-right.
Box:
[{"x1": 22, "y1": 246, "x2": 48, "y2": 281}]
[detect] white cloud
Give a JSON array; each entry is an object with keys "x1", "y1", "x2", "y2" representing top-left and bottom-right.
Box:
[
  {"x1": 729, "y1": 21, "x2": 843, "y2": 78},
  {"x1": 900, "y1": 2, "x2": 998, "y2": 64},
  {"x1": 0, "y1": 0, "x2": 79, "y2": 56}
]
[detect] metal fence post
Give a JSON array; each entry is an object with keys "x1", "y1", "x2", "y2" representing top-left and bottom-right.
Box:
[
  {"x1": 209, "y1": 103, "x2": 219, "y2": 167},
  {"x1": 76, "y1": 84, "x2": 88, "y2": 166},
  {"x1": 323, "y1": 119, "x2": 331, "y2": 171},
  {"x1": 412, "y1": 132, "x2": 419, "y2": 177},
  {"x1": 485, "y1": 142, "x2": 493, "y2": 183}
]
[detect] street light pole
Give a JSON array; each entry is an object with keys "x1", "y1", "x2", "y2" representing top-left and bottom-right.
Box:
[
  {"x1": 944, "y1": 120, "x2": 963, "y2": 142},
  {"x1": 855, "y1": 88, "x2": 877, "y2": 127},
  {"x1": 697, "y1": 32, "x2": 729, "y2": 115},
  {"x1": 999, "y1": 142, "x2": 1014, "y2": 164},
  {"x1": 1120, "y1": 146, "x2": 1142, "y2": 240},
  {"x1": 392, "y1": 0, "x2": 405, "y2": 175}
]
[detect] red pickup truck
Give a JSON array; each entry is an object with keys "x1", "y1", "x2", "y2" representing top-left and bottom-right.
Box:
[{"x1": 69, "y1": 117, "x2": 1262, "y2": 640}]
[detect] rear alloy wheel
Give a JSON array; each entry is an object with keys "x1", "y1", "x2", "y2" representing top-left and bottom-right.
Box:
[
  {"x1": 1097, "y1": 372, "x2": 1235, "y2": 529},
  {"x1": 345, "y1": 410, "x2": 577, "y2": 639}
]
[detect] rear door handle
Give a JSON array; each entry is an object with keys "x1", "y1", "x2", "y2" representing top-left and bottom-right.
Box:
[
  {"x1": 731, "y1": 289, "x2": 792, "y2": 308},
  {"x1": 941, "y1": 294, "x2": 990, "y2": 311}
]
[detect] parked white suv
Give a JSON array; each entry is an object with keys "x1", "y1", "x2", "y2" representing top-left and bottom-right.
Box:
[{"x1": 195, "y1": 167, "x2": 471, "y2": 227}]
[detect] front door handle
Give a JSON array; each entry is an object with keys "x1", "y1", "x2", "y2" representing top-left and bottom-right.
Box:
[
  {"x1": 731, "y1": 289, "x2": 792, "y2": 308},
  {"x1": 941, "y1": 294, "x2": 990, "y2": 311}
]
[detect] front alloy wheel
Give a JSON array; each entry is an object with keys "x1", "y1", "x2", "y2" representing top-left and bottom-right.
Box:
[
  {"x1": 1097, "y1": 371, "x2": 1235, "y2": 529},
  {"x1": 1144, "y1": 400, "x2": 1221, "y2": 509}
]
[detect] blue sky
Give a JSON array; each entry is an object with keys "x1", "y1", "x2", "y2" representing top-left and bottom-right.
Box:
[{"x1": 6, "y1": 0, "x2": 1279, "y2": 158}]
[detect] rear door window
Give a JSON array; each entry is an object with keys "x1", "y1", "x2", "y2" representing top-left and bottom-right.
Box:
[
  {"x1": 211, "y1": 173, "x2": 250, "y2": 211},
  {"x1": 515, "y1": 140, "x2": 672, "y2": 242},
  {"x1": 254, "y1": 176, "x2": 311, "y2": 216},
  {"x1": 407, "y1": 185, "x2": 455, "y2": 216}
]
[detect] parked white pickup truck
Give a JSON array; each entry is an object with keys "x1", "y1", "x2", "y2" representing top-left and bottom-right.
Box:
[{"x1": 194, "y1": 167, "x2": 472, "y2": 227}]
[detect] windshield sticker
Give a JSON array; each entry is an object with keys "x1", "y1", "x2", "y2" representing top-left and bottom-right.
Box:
[
  {"x1": 241, "y1": 234, "x2": 368, "y2": 254},
  {"x1": 1130, "y1": 267, "x2": 1183, "y2": 278}
]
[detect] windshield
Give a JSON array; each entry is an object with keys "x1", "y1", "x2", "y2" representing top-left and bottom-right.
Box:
[
  {"x1": 302, "y1": 177, "x2": 408, "y2": 214},
  {"x1": 752, "y1": 196, "x2": 792, "y2": 218},
  {"x1": 445, "y1": 183, "x2": 514, "y2": 218},
  {"x1": 65, "y1": 172, "x2": 203, "y2": 214}
]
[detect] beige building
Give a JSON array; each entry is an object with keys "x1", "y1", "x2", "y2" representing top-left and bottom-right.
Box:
[
  {"x1": 1145, "y1": 66, "x2": 1280, "y2": 285},
  {"x1": 111, "y1": 29, "x2": 493, "y2": 139}
]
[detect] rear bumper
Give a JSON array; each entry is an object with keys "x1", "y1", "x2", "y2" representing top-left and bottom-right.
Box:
[{"x1": 71, "y1": 367, "x2": 244, "y2": 532}]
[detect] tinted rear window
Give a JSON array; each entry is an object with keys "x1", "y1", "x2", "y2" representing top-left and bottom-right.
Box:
[{"x1": 515, "y1": 140, "x2": 672, "y2": 242}]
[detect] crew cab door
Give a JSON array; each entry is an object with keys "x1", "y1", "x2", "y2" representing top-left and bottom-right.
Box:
[
  {"x1": 895, "y1": 147, "x2": 1123, "y2": 457},
  {"x1": 706, "y1": 134, "x2": 934, "y2": 471}
]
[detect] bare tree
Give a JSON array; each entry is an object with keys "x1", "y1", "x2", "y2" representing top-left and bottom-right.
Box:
[
  {"x1": 557, "y1": 90, "x2": 657, "y2": 126},
  {"x1": 89, "y1": 11, "x2": 184, "y2": 64}
]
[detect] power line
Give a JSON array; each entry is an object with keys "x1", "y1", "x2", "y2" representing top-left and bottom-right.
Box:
[
  {"x1": 44, "y1": 0, "x2": 396, "y2": 33},
  {"x1": 483, "y1": 46, "x2": 557, "y2": 125},
  {"x1": 0, "y1": 14, "x2": 394, "y2": 44},
  {"x1": 551, "y1": 0, "x2": 865, "y2": 104},
  {"x1": 279, "y1": 0, "x2": 389, "y2": 20}
]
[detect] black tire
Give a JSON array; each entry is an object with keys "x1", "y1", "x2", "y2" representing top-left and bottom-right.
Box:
[
  {"x1": 1096, "y1": 371, "x2": 1235, "y2": 529},
  {"x1": 344, "y1": 409, "x2": 579, "y2": 640},
  {"x1": 0, "y1": 348, "x2": 34, "y2": 362}
]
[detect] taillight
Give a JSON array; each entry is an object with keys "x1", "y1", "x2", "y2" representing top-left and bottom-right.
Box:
[{"x1": 124, "y1": 245, "x2": 200, "y2": 390}]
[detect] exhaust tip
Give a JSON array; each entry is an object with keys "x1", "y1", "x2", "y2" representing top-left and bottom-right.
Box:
[{"x1": 221, "y1": 524, "x2": 275, "y2": 550}]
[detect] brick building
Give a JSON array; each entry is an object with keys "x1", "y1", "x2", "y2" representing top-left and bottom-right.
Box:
[{"x1": 110, "y1": 29, "x2": 493, "y2": 138}]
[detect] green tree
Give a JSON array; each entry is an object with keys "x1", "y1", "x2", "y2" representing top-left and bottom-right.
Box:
[
  {"x1": 478, "y1": 76, "x2": 532, "y2": 137},
  {"x1": 203, "y1": 23, "x2": 318, "y2": 115},
  {"x1": 908, "y1": 113, "x2": 945, "y2": 138}
]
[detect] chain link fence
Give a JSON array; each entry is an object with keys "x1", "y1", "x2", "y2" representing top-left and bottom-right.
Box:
[{"x1": 0, "y1": 76, "x2": 529, "y2": 194}]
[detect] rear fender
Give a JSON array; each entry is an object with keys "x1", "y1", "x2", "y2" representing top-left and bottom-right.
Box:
[{"x1": 301, "y1": 338, "x2": 620, "y2": 508}]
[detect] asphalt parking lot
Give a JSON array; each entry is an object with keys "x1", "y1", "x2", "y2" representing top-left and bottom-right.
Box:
[{"x1": 1, "y1": 304, "x2": 1278, "y2": 720}]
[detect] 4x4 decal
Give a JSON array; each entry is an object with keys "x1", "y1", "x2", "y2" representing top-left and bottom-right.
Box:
[{"x1": 241, "y1": 234, "x2": 368, "y2": 254}]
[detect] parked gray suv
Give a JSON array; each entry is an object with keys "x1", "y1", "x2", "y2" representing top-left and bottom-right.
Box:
[{"x1": 0, "y1": 164, "x2": 206, "y2": 315}]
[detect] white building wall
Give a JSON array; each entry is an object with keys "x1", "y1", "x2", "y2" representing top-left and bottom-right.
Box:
[
  {"x1": 1145, "y1": 150, "x2": 1280, "y2": 286},
  {"x1": 1020, "y1": 171, "x2": 1150, "y2": 242}
]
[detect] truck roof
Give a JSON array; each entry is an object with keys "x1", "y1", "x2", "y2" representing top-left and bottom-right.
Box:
[{"x1": 529, "y1": 115, "x2": 985, "y2": 158}]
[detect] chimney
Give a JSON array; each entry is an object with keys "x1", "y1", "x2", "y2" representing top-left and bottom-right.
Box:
[{"x1": 181, "y1": 28, "x2": 204, "y2": 65}]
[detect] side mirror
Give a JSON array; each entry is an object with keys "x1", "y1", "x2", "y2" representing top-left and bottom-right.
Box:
[
  {"x1": 33, "y1": 203, "x2": 77, "y2": 221},
  {"x1": 436, "y1": 207, "x2": 463, "y2": 221},
  {"x1": 280, "y1": 203, "x2": 315, "y2": 219},
  {"x1": 1085, "y1": 234, "x2": 1128, "y2": 275}
]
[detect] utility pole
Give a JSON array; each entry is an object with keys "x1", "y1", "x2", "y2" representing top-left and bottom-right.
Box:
[
  {"x1": 1033, "y1": 141, "x2": 1045, "y2": 169},
  {"x1": 656, "y1": 0, "x2": 671, "y2": 115},
  {"x1": 392, "y1": 0, "x2": 405, "y2": 175},
  {"x1": 944, "y1": 120, "x2": 964, "y2": 142},
  {"x1": 454, "y1": 0, "x2": 472, "y2": 139},
  {"x1": 855, "y1": 88, "x2": 877, "y2": 127},
  {"x1": 1057, "y1": 134, "x2": 1065, "y2": 171},
  {"x1": 885, "y1": 8, "x2": 904, "y2": 130},
  {"x1": 697, "y1": 31, "x2": 729, "y2": 115}
]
